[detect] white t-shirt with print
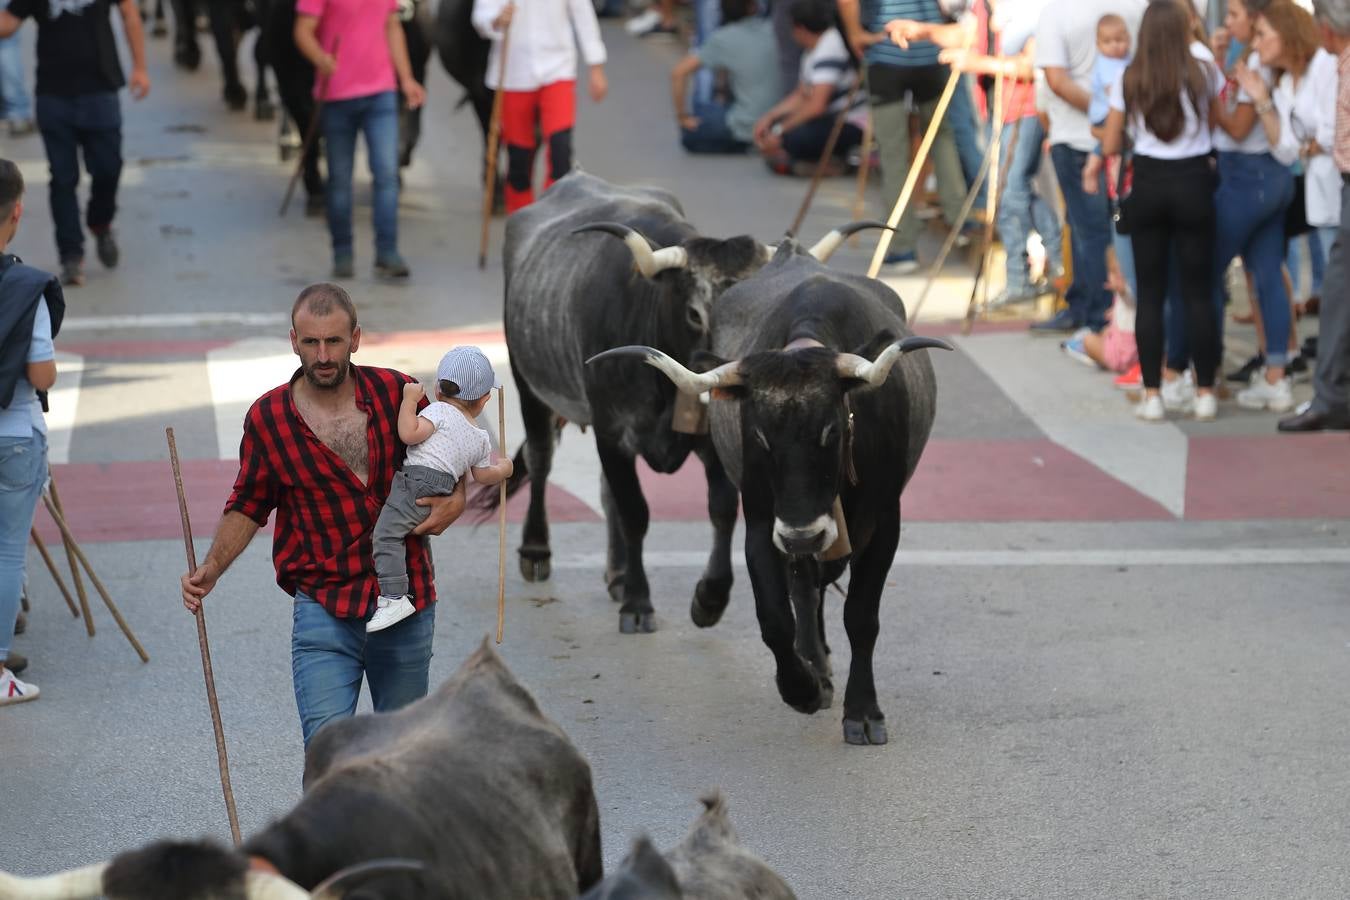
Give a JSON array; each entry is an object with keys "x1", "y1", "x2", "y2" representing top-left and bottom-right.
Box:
[
  {"x1": 1108, "y1": 42, "x2": 1223, "y2": 160},
  {"x1": 404, "y1": 401, "x2": 493, "y2": 480}
]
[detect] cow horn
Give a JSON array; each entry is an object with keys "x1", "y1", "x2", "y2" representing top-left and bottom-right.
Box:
[
  {"x1": 0, "y1": 864, "x2": 107, "y2": 899},
  {"x1": 243, "y1": 870, "x2": 312, "y2": 899},
  {"x1": 808, "y1": 221, "x2": 892, "y2": 262},
  {"x1": 835, "y1": 335, "x2": 955, "y2": 385},
  {"x1": 311, "y1": 859, "x2": 428, "y2": 899},
  {"x1": 587, "y1": 346, "x2": 742, "y2": 395},
  {"x1": 573, "y1": 222, "x2": 689, "y2": 278}
]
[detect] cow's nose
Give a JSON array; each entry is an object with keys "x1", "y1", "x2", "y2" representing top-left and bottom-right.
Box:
[{"x1": 772, "y1": 515, "x2": 834, "y2": 556}]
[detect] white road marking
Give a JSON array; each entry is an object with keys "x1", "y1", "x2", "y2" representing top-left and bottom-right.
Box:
[
  {"x1": 44, "y1": 351, "x2": 84, "y2": 466},
  {"x1": 62, "y1": 312, "x2": 289, "y2": 330},
  {"x1": 550, "y1": 548, "x2": 1350, "y2": 569},
  {"x1": 205, "y1": 338, "x2": 297, "y2": 461}
]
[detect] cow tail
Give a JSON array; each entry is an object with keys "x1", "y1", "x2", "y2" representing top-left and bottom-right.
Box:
[{"x1": 466, "y1": 444, "x2": 530, "y2": 520}]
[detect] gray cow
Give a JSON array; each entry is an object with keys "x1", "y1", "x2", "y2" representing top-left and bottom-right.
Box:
[{"x1": 591, "y1": 239, "x2": 951, "y2": 745}]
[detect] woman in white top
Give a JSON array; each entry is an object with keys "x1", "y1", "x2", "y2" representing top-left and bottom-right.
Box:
[
  {"x1": 1101, "y1": 0, "x2": 1224, "y2": 421},
  {"x1": 1235, "y1": 1, "x2": 1340, "y2": 402}
]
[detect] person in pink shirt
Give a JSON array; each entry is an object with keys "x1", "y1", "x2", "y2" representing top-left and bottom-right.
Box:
[{"x1": 294, "y1": 0, "x2": 426, "y2": 280}]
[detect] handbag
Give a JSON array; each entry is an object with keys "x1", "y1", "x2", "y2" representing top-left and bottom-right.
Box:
[
  {"x1": 1305, "y1": 153, "x2": 1341, "y2": 228},
  {"x1": 1109, "y1": 151, "x2": 1134, "y2": 236},
  {"x1": 1285, "y1": 173, "x2": 1313, "y2": 238}
]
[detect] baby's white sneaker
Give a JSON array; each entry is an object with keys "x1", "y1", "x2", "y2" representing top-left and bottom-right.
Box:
[{"x1": 367, "y1": 595, "x2": 416, "y2": 633}]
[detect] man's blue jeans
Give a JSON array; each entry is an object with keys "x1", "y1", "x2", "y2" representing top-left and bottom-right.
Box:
[
  {"x1": 34, "y1": 92, "x2": 122, "y2": 263},
  {"x1": 291, "y1": 590, "x2": 435, "y2": 746},
  {"x1": 0, "y1": 29, "x2": 32, "y2": 122},
  {"x1": 320, "y1": 90, "x2": 400, "y2": 261},
  {"x1": 680, "y1": 100, "x2": 749, "y2": 154},
  {"x1": 1050, "y1": 143, "x2": 1113, "y2": 330},
  {"x1": 949, "y1": 76, "x2": 987, "y2": 212},
  {"x1": 998, "y1": 116, "x2": 1062, "y2": 292},
  {"x1": 0, "y1": 429, "x2": 46, "y2": 665}
]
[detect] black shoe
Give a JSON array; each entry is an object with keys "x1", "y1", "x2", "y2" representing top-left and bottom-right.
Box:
[
  {"x1": 1287, "y1": 355, "x2": 1310, "y2": 383},
  {"x1": 374, "y1": 253, "x2": 410, "y2": 279},
  {"x1": 1226, "y1": 353, "x2": 1264, "y2": 383},
  {"x1": 1302, "y1": 335, "x2": 1318, "y2": 359},
  {"x1": 59, "y1": 258, "x2": 85, "y2": 286},
  {"x1": 95, "y1": 229, "x2": 119, "y2": 268},
  {"x1": 4, "y1": 651, "x2": 27, "y2": 675},
  {"x1": 224, "y1": 82, "x2": 248, "y2": 111},
  {"x1": 1277, "y1": 406, "x2": 1350, "y2": 432},
  {"x1": 13, "y1": 611, "x2": 25, "y2": 635}
]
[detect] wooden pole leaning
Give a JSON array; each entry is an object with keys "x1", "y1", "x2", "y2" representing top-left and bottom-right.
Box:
[
  {"x1": 29, "y1": 527, "x2": 80, "y2": 617},
  {"x1": 789, "y1": 80, "x2": 861, "y2": 237},
  {"x1": 964, "y1": 82, "x2": 1026, "y2": 334},
  {"x1": 965, "y1": 70, "x2": 1006, "y2": 334},
  {"x1": 48, "y1": 474, "x2": 92, "y2": 634},
  {"x1": 496, "y1": 387, "x2": 507, "y2": 643},
  {"x1": 479, "y1": 23, "x2": 513, "y2": 270},
  {"x1": 166, "y1": 428, "x2": 242, "y2": 846},
  {"x1": 40, "y1": 492, "x2": 149, "y2": 662},
  {"x1": 866, "y1": 32, "x2": 973, "y2": 279}
]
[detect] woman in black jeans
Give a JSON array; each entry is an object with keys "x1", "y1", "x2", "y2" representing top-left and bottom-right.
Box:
[{"x1": 1101, "y1": 0, "x2": 1224, "y2": 421}]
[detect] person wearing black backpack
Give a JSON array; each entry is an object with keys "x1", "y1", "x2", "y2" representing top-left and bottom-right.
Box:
[{"x1": 0, "y1": 159, "x2": 64, "y2": 706}]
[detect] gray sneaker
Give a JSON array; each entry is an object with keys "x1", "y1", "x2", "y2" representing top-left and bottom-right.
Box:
[
  {"x1": 59, "y1": 259, "x2": 85, "y2": 286},
  {"x1": 332, "y1": 254, "x2": 355, "y2": 279},
  {"x1": 375, "y1": 253, "x2": 410, "y2": 279}
]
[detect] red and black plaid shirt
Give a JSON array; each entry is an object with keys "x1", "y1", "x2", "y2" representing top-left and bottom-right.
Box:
[{"x1": 226, "y1": 365, "x2": 435, "y2": 619}]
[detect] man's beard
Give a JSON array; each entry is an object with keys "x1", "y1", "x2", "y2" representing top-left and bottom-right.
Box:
[{"x1": 303, "y1": 359, "x2": 350, "y2": 389}]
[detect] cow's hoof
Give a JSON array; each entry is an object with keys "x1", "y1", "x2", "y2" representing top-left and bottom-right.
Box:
[
  {"x1": 816, "y1": 677, "x2": 834, "y2": 711},
  {"x1": 174, "y1": 45, "x2": 201, "y2": 71},
  {"x1": 619, "y1": 611, "x2": 657, "y2": 634},
  {"x1": 843, "y1": 716, "x2": 888, "y2": 746},
  {"x1": 519, "y1": 555, "x2": 551, "y2": 583},
  {"x1": 255, "y1": 97, "x2": 276, "y2": 122},
  {"x1": 689, "y1": 575, "x2": 732, "y2": 628},
  {"x1": 224, "y1": 84, "x2": 248, "y2": 111},
  {"x1": 779, "y1": 670, "x2": 824, "y2": 714}
]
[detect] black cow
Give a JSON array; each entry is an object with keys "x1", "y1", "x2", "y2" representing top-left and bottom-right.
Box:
[
  {"x1": 590, "y1": 241, "x2": 951, "y2": 745},
  {"x1": 434, "y1": 0, "x2": 492, "y2": 151},
  {"x1": 171, "y1": 0, "x2": 275, "y2": 119},
  {"x1": 582, "y1": 792, "x2": 797, "y2": 899},
  {"x1": 0, "y1": 640, "x2": 604, "y2": 898}
]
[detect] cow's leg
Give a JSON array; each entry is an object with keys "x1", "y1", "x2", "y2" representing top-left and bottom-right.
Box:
[
  {"x1": 841, "y1": 505, "x2": 899, "y2": 745},
  {"x1": 689, "y1": 442, "x2": 736, "y2": 628},
  {"x1": 594, "y1": 440, "x2": 655, "y2": 634},
  {"x1": 599, "y1": 471, "x2": 627, "y2": 602},
  {"x1": 252, "y1": 0, "x2": 275, "y2": 121},
  {"x1": 744, "y1": 517, "x2": 826, "y2": 713},
  {"x1": 208, "y1": 0, "x2": 247, "y2": 110},
  {"x1": 513, "y1": 367, "x2": 555, "y2": 583},
  {"x1": 170, "y1": 0, "x2": 202, "y2": 69},
  {"x1": 789, "y1": 556, "x2": 833, "y2": 709}
]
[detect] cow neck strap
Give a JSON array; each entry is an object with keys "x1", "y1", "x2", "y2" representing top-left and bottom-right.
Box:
[{"x1": 843, "y1": 395, "x2": 859, "y2": 487}]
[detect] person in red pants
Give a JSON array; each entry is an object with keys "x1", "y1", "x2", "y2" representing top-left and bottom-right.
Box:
[{"x1": 472, "y1": 0, "x2": 609, "y2": 213}]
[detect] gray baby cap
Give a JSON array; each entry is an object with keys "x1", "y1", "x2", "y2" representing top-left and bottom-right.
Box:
[{"x1": 437, "y1": 346, "x2": 501, "y2": 401}]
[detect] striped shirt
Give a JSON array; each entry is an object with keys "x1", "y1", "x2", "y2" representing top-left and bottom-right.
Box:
[
  {"x1": 1335, "y1": 45, "x2": 1350, "y2": 173},
  {"x1": 862, "y1": 0, "x2": 945, "y2": 67},
  {"x1": 803, "y1": 29, "x2": 867, "y2": 126},
  {"x1": 226, "y1": 365, "x2": 436, "y2": 619}
]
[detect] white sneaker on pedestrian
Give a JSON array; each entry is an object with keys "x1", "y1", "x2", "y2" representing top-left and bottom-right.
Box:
[
  {"x1": 1160, "y1": 371, "x2": 1195, "y2": 413},
  {"x1": 1236, "y1": 372, "x2": 1294, "y2": 412},
  {"x1": 1193, "y1": 392, "x2": 1218, "y2": 421},
  {"x1": 624, "y1": 8, "x2": 662, "y2": 34},
  {"x1": 0, "y1": 668, "x2": 39, "y2": 705},
  {"x1": 1135, "y1": 394, "x2": 1166, "y2": 421},
  {"x1": 366, "y1": 595, "x2": 416, "y2": 633}
]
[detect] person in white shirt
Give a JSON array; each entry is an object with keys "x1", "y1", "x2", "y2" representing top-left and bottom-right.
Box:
[
  {"x1": 1099, "y1": 0, "x2": 1223, "y2": 422},
  {"x1": 367, "y1": 347, "x2": 513, "y2": 633},
  {"x1": 472, "y1": 0, "x2": 608, "y2": 213}
]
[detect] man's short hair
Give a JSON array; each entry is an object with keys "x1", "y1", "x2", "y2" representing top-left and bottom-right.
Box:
[
  {"x1": 721, "y1": 0, "x2": 755, "y2": 24},
  {"x1": 0, "y1": 159, "x2": 24, "y2": 222},
  {"x1": 1313, "y1": 0, "x2": 1350, "y2": 34},
  {"x1": 790, "y1": 0, "x2": 833, "y2": 33},
  {"x1": 291, "y1": 282, "x2": 359, "y2": 331}
]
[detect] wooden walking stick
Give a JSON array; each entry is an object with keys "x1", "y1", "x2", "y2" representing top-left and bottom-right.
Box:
[
  {"x1": 278, "y1": 42, "x2": 337, "y2": 218},
  {"x1": 866, "y1": 31, "x2": 973, "y2": 278},
  {"x1": 479, "y1": 22, "x2": 512, "y2": 270},
  {"x1": 966, "y1": 70, "x2": 1006, "y2": 333},
  {"x1": 48, "y1": 474, "x2": 93, "y2": 634},
  {"x1": 40, "y1": 493, "x2": 149, "y2": 662},
  {"x1": 166, "y1": 428, "x2": 242, "y2": 846},
  {"x1": 29, "y1": 527, "x2": 79, "y2": 618},
  {"x1": 850, "y1": 112, "x2": 875, "y2": 241},
  {"x1": 788, "y1": 80, "x2": 861, "y2": 237},
  {"x1": 496, "y1": 387, "x2": 507, "y2": 643}
]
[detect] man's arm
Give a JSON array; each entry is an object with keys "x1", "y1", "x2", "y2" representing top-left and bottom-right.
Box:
[
  {"x1": 385, "y1": 12, "x2": 426, "y2": 108},
  {"x1": 294, "y1": 14, "x2": 336, "y2": 76},
  {"x1": 413, "y1": 478, "x2": 467, "y2": 535},
  {"x1": 398, "y1": 384, "x2": 436, "y2": 445},
  {"x1": 181, "y1": 511, "x2": 261, "y2": 612},
  {"x1": 1043, "y1": 66, "x2": 1089, "y2": 112},
  {"x1": 117, "y1": 0, "x2": 151, "y2": 98},
  {"x1": 671, "y1": 54, "x2": 702, "y2": 128},
  {"x1": 774, "y1": 83, "x2": 833, "y2": 135},
  {"x1": 837, "y1": 0, "x2": 883, "y2": 57},
  {"x1": 26, "y1": 360, "x2": 56, "y2": 391},
  {"x1": 0, "y1": 10, "x2": 21, "y2": 39}
]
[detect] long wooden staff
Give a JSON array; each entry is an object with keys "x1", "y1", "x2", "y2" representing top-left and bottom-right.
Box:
[
  {"x1": 496, "y1": 387, "x2": 507, "y2": 643},
  {"x1": 479, "y1": 22, "x2": 513, "y2": 269},
  {"x1": 866, "y1": 31, "x2": 973, "y2": 278},
  {"x1": 788, "y1": 80, "x2": 862, "y2": 236},
  {"x1": 167, "y1": 428, "x2": 242, "y2": 846},
  {"x1": 850, "y1": 112, "x2": 875, "y2": 239},
  {"x1": 29, "y1": 527, "x2": 79, "y2": 617},
  {"x1": 278, "y1": 41, "x2": 338, "y2": 218}
]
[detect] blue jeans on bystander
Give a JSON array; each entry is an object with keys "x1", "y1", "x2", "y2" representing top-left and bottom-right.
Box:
[
  {"x1": 998, "y1": 115, "x2": 1061, "y2": 292},
  {"x1": 34, "y1": 92, "x2": 122, "y2": 263},
  {"x1": 1050, "y1": 143, "x2": 1113, "y2": 330},
  {"x1": 0, "y1": 28, "x2": 32, "y2": 122},
  {"x1": 680, "y1": 101, "x2": 749, "y2": 154},
  {"x1": 0, "y1": 430, "x2": 46, "y2": 665},
  {"x1": 291, "y1": 590, "x2": 435, "y2": 746},
  {"x1": 320, "y1": 90, "x2": 401, "y2": 262}
]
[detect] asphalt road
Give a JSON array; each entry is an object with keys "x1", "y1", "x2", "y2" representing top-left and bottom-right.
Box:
[{"x1": 1, "y1": 12, "x2": 1348, "y2": 899}]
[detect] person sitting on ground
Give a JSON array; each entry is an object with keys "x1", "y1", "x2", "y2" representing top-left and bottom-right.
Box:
[
  {"x1": 671, "y1": 0, "x2": 781, "y2": 154},
  {"x1": 367, "y1": 346, "x2": 513, "y2": 633},
  {"x1": 753, "y1": 0, "x2": 866, "y2": 175},
  {"x1": 1062, "y1": 245, "x2": 1138, "y2": 373},
  {"x1": 0, "y1": 159, "x2": 63, "y2": 706}
]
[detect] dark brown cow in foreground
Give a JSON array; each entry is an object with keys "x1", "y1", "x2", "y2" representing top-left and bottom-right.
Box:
[{"x1": 0, "y1": 640, "x2": 603, "y2": 900}]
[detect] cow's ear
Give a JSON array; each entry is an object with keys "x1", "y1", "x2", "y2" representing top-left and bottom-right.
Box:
[{"x1": 850, "y1": 329, "x2": 898, "y2": 362}]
